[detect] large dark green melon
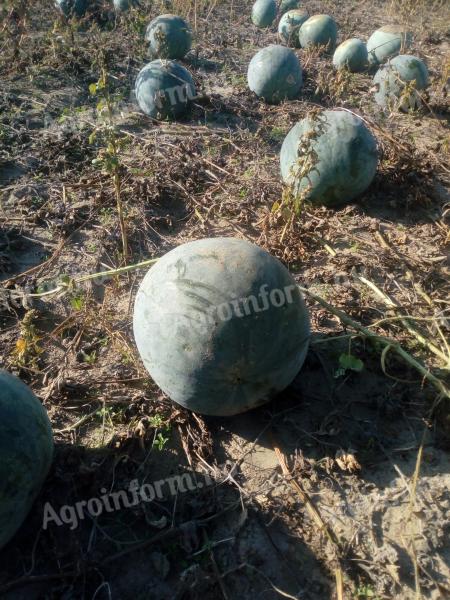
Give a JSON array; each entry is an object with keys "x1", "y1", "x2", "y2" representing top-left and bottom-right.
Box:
[
  {"x1": 373, "y1": 54, "x2": 429, "y2": 111},
  {"x1": 145, "y1": 14, "x2": 192, "y2": 60},
  {"x1": 247, "y1": 45, "x2": 303, "y2": 104},
  {"x1": 133, "y1": 238, "x2": 310, "y2": 416},
  {"x1": 135, "y1": 60, "x2": 196, "y2": 120},
  {"x1": 280, "y1": 109, "x2": 378, "y2": 207},
  {"x1": 0, "y1": 371, "x2": 53, "y2": 550}
]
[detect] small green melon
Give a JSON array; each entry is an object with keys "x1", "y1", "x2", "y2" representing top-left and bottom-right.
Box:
[
  {"x1": 333, "y1": 38, "x2": 368, "y2": 72},
  {"x1": 367, "y1": 25, "x2": 412, "y2": 66},
  {"x1": 278, "y1": 9, "x2": 309, "y2": 48},
  {"x1": 247, "y1": 45, "x2": 303, "y2": 104},
  {"x1": 279, "y1": 0, "x2": 300, "y2": 15},
  {"x1": 298, "y1": 14, "x2": 337, "y2": 50},
  {"x1": 113, "y1": 0, "x2": 138, "y2": 11},
  {"x1": 135, "y1": 59, "x2": 196, "y2": 120},
  {"x1": 0, "y1": 371, "x2": 53, "y2": 550},
  {"x1": 55, "y1": 0, "x2": 88, "y2": 17},
  {"x1": 251, "y1": 0, "x2": 277, "y2": 28},
  {"x1": 145, "y1": 14, "x2": 192, "y2": 60}
]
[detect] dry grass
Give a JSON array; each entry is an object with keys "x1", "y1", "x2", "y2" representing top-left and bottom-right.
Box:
[{"x1": 388, "y1": 0, "x2": 450, "y2": 31}]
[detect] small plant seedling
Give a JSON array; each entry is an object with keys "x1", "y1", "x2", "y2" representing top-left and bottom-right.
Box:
[
  {"x1": 70, "y1": 292, "x2": 85, "y2": 311},
  {"x1": 11, "y1": 310, "x2": 43, "y2": 369},
  {"x1": 153, "y1": 431, "x2": 170, "y2": 451},
  {"x1": 335, "y1": 352, "x2": 364, "y2": 378},
  {"x1": 269, "y1": 126, "x2": 285, "y2": 142},
  {"x1": 149, "y1": 413, "x2": 168, "y2": 429},
  {"x1": 81, "y1": 349, "x2": 97, "y2": 364},
  {"x1": 354, "y1": 582, "x2": 381, "y2": 599}
]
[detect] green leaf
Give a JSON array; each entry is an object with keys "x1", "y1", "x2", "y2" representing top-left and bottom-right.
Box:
[
  {"x1": 338, "y1": 353, "x2": 364, "y2": 373},
  {"x1": 96, "y1": 99, "x2": 107, "y2": 112},
  {"x1": 88, "y1": 131, "x2": 97, "y2": 145},
  {"x1": 70, "y1": 295, "x2": 84, "y2": 310},
  {"x1": 89, "y1": 83, "x2": 98, "y2": 96}
]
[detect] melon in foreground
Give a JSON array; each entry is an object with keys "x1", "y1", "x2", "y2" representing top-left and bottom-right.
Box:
[
  {"x1": 366, "y1": 25, "x2": 412, "y2": 66},
  {"x1": 145, "y1": 14, "x2": 192, "y2": 59},
  {"x1": 247, "y1": 45, "x2": 303, "y2": 103},
  {"x1": 133, "y1": 238, "x2": 310, "y2": 416},
  {"x1": 298, "y1": 14, "x2": 337, "y2": 50},
  {"x1": 280, "y1": 109, "x2": 378, "y2": 207},
  {"x1": 135, "y1": 60, "x2": 196, "y2": 120},
  {"x1": 55, "y1": 0, "x2": 88, "y2": 17},
  {"x1": 333, "y1": 38, "x2": 368, "y2": 72},
  {"x1": 373, "y1": 54, "x2": 429, "y2": 111},
  {"x1": 278, "y1": 9, "x2": 309, "y2": 48},
  {"x1": 0, "y1": 371, "x2": 53, "y2": 550},
  {"x1": 251, "y1": 0, "x2": 277, "y2": 28}
]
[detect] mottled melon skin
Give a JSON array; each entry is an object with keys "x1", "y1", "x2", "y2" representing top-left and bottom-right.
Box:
[
  {"x1": 0, "y1": 371, "x2": 53, "y2": 550},
  {"x1": 333, "y1": 38, "x2": 368, "y2": 72},
  {"x1": 135, "y1": 60, "x2": 196, "y2": 120},
  {"x1": 133, "y1": 238, "x2": 310, "y2": 416},
  {"x1": 113, "y1": 0, "x2": 137, "y2": 11},
  {"x1": 279, "y1": 0, "x2": 300, "y2": 15},
  {"x1": 373, "y1": 54, "x2": 429, "y2": 111},
  {"x1": 247, "y1": 45, "x2": 303, "y2": 104},
  {"x1": 278, "y1": 10, "x2": 309, "y2": 48},
  {"x1": 251, "y1": 0, "x2": 277, "y2": 28},
  {"x1": 298, "y1": 14, "x2": 337, "y2": 50},
  {"x1": 55, "y1": 0, "x2": 88, "y2": 17},
  {"x1": 280, "y1": 109, "x2": 378, "y2": 207},
  {"x1": 367, "y1": 25, "x2": 412, "y2": 66},
  {"x1": 145, "y1": 14, "x2": 192, "y2": 60}
]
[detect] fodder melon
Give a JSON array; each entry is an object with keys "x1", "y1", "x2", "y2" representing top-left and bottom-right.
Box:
[
  {"x1": 0, "y1": 371, "x2": 53, "y2": 550},
  {"x1": 280, "y1": 109, "x2": 378, "y2": 207},
  {"x1": 133, "y1": 238, "x2": 310, "y2": 416}
]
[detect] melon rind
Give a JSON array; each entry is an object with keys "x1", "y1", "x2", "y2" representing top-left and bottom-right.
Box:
[
  {"x1": 0, "y1": 371, "x2": 53, "y2": 550},
  {"x1": 133, "y1": 238, "x2": 310, "y2": 416}
]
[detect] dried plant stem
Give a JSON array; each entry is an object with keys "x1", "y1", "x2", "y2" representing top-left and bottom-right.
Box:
[
  {"x1": 55, "y1": 407, "x2": 100, "y2": 434},
  {"x1": 271, "y1": 432, "x2": 341, "y2": 547},
  {"x1": 27, "y1": 258, "x2": 159, "y2": 298},
  {"x1": 299, "y1": 286, "x2": 450, "y2": 402},
  {"x1": 270, "y1": 431, "x2": 345, "y2": 599},
  {"x1": 356, "y1": 275, "x2": 450, "y2": 368}
]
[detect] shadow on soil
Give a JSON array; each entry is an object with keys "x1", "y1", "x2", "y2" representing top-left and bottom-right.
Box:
[{"x1": 0, "y1": 431, "x2": 329, "y2": 599}]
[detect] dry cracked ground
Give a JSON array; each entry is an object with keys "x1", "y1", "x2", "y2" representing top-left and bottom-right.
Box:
[{"x1": 0, "y1": 0, "x2": 449, "y2": 598}]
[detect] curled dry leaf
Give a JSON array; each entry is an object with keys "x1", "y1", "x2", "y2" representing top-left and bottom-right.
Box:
[{"x1": 335, "y1": 449, "x2": 361, "y2": 473}]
